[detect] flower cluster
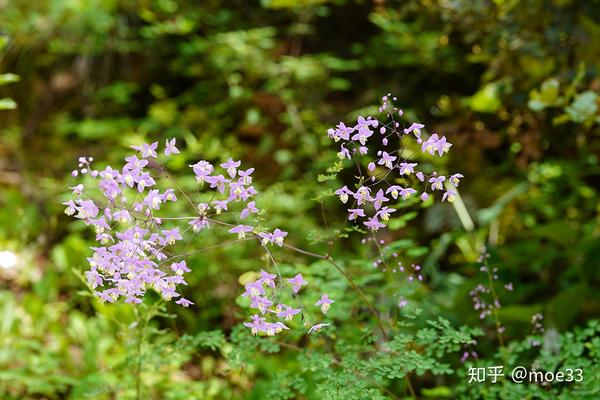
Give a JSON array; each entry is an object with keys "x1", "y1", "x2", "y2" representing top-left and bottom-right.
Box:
[
  {"x1": 328, "y1": 94, "x2": 463, "y2": 231},
  {"x1": 241, "y1": 271, "x2": 333, "y2": 336},
  {"x1": 63, "y1": 139, "x2": 287, "y2": 306}
]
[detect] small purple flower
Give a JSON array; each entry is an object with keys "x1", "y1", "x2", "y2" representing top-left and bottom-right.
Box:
[
  {"x1": 376, "y1": 206, "x2": 395, "y2": 221},
  {"x1": 238, "y1": 168, "x2": 254, "y2": 185},
  {"x1": 276, "y1": 304, "x2": 302, "y2": 321},
  {"x1": 162, "y1": 228, "x2": 182, "y2": 245},
  {"x1": 364, "y1": 216, "x2": 385, "y2": 231},
  {"x1": 243, "y1": 280, "x2": 265, "y2": 298},
  {"x1": 442, "y1": 189, "x2": 457, "y2": 203},
  {"x1": 371, "y1": 189, "x2": 389, "y2": 210},
  {"x1": 378, "y1": 151, "x2": 397, "y2": 169},
  {"x1": 229, "y1": 224, "x2": 253, "y2": 239},
  {"x1": 175, "y1": 298, "x2": 194, "y2": 307},
  {"x1": 385, "y1": 185, "x2": 403, "y2": 200},
  {"x1": 189, "y1": 160, "x2": 214, "y2": 183},
  {"x1": 250, "y1": 296, "x2": 273, "y2": 314},
  {"x1": 212, "y1": 200, "x2": 228, "y2": 214},
  {"x1": 429, "y1": 175, "x2": 446, "y2": 191},
  {"x1": 348, "y1": 208, "x2": 365, "y2": 221},
  {"x1": 420, "y1": 192, "x2": 429, "y2": 201},
  {"x1": 240, "y1": 201, "x2": 259, "y2": 219},
  {"x1": 308, "y1": 323, "x2": 331, "y2": 334},
  {"x1": 260, "y1": 270, "x2": 276, "y2": 288},
  {"x1": 404, "y1": 123, "x2": 424, "y2": 135},
  {"x1": 315, "y1": 293, "x2": 334, "y2": 314},
  {"x1": 398, "y1": 187, "x2": 417, "y2": 200},
  {"x1": 131, "y1": 142, "x2": 158, "y2": 158},
  {"x1": 335, "y1": 186, "x2": 353, "y2": 204},
  {"x1": 449, "y1": 173, "x2": 464, "y2": 187},
  {"x1": 164, "y1": 138, "x2": 180, "y2": 156},
  {"x1": 271, "y1": 229, "x2": 288, "y2": 246},
  {"x1": 351, "y1": 124, "x2": 374, "y2": 145},
  {"x1": 220, "y1": 158, "x2": 241, "y2": 178},
  {"x1": 170, "y1": 261, "x2": 190, "y2": 275},
  {"x1": 70, "y1": 184, "x2": 84, "y2": 196},
  {"x1": 287, "y1": 273, "x2": 307, "y2": 293},
  {"x1": 399, "y1": 162, "x2": 417, "y2": 175}
]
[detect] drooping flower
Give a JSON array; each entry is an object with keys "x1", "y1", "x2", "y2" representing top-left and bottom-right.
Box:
[
  {"x1": 276, "y1": 304, "x2": 302, "y2": 321},
  {"x1": 287, "y1": 273, "x2": 307, "y2": 293},
  {"x1": 429, "y1": 175, "x2": 446, "y2": 191},
  {"x1": 164, "y1": 138, "x2": 180, "y2": 156},
  {"x1": 228, "y1": 224, "x2": 253, "y2": 239},
  {"x1": 449, "y1": 173, "x2": 464, "y2": 187},
  {"x1": 308, "y1": 323, "x2": 331, "y2": 334},
  {"x1": 220, "y1": 158, "x2": 241, "y2": 178},
  {"x1": 315, "y1": 293, "x2": 334, "y2": 314},
  {"x1": 335, "y1": 186, "x2": 353, "y2": 204},
  {"x1": 131, "y1": 142, "x2": 158, "y2": 158},
  {"x1": 399, "y1": 162, "x2": 418, "y2": 176}
]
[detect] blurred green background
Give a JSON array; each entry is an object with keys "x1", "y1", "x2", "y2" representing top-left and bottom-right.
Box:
[{"x1": 0, "y1": 0, "x2": 599, "y2": 399}]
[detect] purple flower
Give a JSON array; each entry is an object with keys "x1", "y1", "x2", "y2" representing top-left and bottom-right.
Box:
[
  {"x1": 386, "y1": 185, "x2": 403, "y2": 200},
  {"x1": 162, "y1": 228, "x2": 182, "y2": 245},
  {"x1": 229, "y1": 224, "x2": 253, "y2": 239},
  {"x1": 335, "y1": 186, "x2": 353, "y2": 204},
  {"x1": 189, "y1": 217, "x2": 209, "y2": 232},
  {"x1": 403, "y1": 122, "x2": 424, "y2": 135},
  {"x1": 260, "y1": 270, "x2": 276, "y2": 288},
  {"x1": 398, "y1": 187, "x2": 417, "y2": 200},
  {"x1": 240, "y1": 201, "x2": 259, "y2": 219},
  {"x1": 70, "y1": 184, "x2": 84, "y2": 196},
  {"x1": 287, "y1": 273, "x2": 307, "y2": 293},
  {"x1": 162, "y1": 189, "x2": 177, "y2": 202},
  {"x1": 243, "y1": 280, "x2": 265, "y2": 298},
  {"x1": 189, "y1": 161, "x2": 214, "y2": 183},
  {"x1": 250, "y1": 296, "x2": 273, "y2": 314},
  {"x1": 175, "y1": 298, "x2": 194, "y2": 307},
  {"x1": 348, "y1": 208, "x2": 365, "y2": 221},
  {"x1": 371, "y1": 189, "x2": 389, "y2": 210},
  {"x1": 420, "y1": 192, "x2": 429, "y2": 201},
  {"x1": 220, "y1": 158, "x2": 241, "y2": 178},
  {"x1": 271, "y1": 229, "x2": 288, "y2": 246},
  {"x1": 238, "y1": 168, "x2": 254, "y2": 185},
  {"x1": 75, "y1": 200, "x2": 99, "y2": 220},
  {"x1": 62, "y1": 200, "x2": 77, "y2": 216},
  {"x1": 353, "y1": 186, "x2": 372, "y2": 206},
  {"x1": 449, "y1": 173, "x2": 464, "y2": 187},
  {"x1": 308, "y1": 323, "x2": 331, "y2": 334},
  {"x1": 276, "y1": 304, "x2": 301, "y2": 321},
  {"x1": 170, "y1": 261, "x2": 190, "y2": 275},
  {"x1": 378, "y1": 151, "x2": 397, "y2": 169},
  {"x1": 315, "y1": 293, "x2": 334, "y2": 314},
  {"x1": 337, "y1": 144, "x2": 351, "y2": 160},
  {"x1": 131, "y1": 142, "x2": 158, "y2": 158},
  {"x1": 442, "y1": 189, "x2": 457, "y2": 203},
  {"x1": 164, "y1": 138, "x2": 180, "y2": 156},
  {"x1": 429, "y1": 175, "x2": 446, "y2": 191},
  {"x1": 212, "y1": 200, "x2": 228, "y2": 214},
  {"x1": 376, "y1": 206, "x2": 395, "y2": 221},
  {"x1": 399, "y1": 162, "x2": 418, "y2": 175},
  {"x1": 364, "y1": 216, "x2": 385, "y2": 231}
]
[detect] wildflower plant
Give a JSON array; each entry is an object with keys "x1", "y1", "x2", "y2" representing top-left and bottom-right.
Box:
[
  {"x1": 61, "y1": 94, "x2": 498, "y2": 398},
  {"x1": 328, "y1": 94, "x2": 463, "y2": 232}
]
